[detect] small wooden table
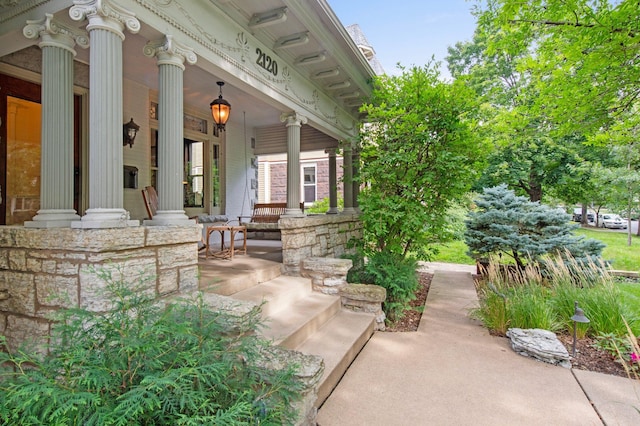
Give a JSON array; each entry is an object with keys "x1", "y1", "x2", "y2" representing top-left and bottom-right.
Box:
[{"x1": 205, "y1": 224, "x2": 247, "y2": 260}]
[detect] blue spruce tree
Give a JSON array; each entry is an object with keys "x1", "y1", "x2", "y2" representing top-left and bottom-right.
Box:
[{"x1": 465, "y1": 184, "x2": 604, "y2": 270}]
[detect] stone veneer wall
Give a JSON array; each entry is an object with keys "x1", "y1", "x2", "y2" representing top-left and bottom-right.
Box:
[
  {"x1": 279, "y1": 214, "x2": 362, "y2": 275},
  {"x1": 0, "y1": 225, "x2": 201, "y2": 351}
]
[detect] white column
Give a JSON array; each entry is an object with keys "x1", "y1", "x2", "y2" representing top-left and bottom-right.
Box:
[
  {"x1": 143, "y1": 35, "x2": 197, "y2": 226},
  {"x1": 23, "y1": 14, "x2": 88, "y2": 228},
  {"x1": 70, "y1": 0, "x2": 140, "y2": 228},
  {"x1": 280, "y1": 112, "x2": 307, "y2": 217},
  {"x1": 325, "y1": 148, "x2": 339, "y2": 214},
  {"x1": 342, "y1": 142, "x2": 356, "y2": 214}
]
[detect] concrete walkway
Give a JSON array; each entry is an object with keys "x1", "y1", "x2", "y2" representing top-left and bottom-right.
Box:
[{"x1": 317, "y1": 263, "x2": 640, "y2": 425}]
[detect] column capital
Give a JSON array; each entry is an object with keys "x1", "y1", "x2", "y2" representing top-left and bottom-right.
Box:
[
  {"x1": 325, "y1": 147, "x2": 337, "y2": 156},
  {"x1": 144, "y1": 35, "x2": 197, "y2": 70},
  {"x1": 24, "y1": 13, "x2": 89, "y2": 54},
  {"x1": 70, "y1": 0, "x2": 140, "y2": 39},
  {"x1": 280, "y1": 111, "x2": 307, "y2": 128}
]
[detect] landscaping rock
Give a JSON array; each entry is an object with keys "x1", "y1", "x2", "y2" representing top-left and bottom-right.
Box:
[{"x1": 506, "y1": 328, "x2": 571, "y2": 368}]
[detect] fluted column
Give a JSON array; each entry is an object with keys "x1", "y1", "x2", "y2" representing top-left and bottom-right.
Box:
[
  {"x1": 70, "y1": 0, "x2": 140, "y2": 228},
  {"x1": 23, "y1": 14, "x2": 88, "y2": 228},
  {"x1": 325, "y1": 148, "x2": 339, "y2": 214},
  {"x1": 280, "y1": 112, "x2": 307, "y2": 217},
  {"x1": 342, "y1": 142, "x2": 356, "y2": 214},
  {"x1": 143, "y1": 35, "x2": 197, "y2": 225}
]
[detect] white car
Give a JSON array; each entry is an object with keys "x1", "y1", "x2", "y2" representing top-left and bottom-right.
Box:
[{"x1": 598, "y1": 214, "x2": 627, "y2": 229}]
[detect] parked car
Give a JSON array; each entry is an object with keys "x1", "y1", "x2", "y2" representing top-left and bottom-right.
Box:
[
  {"x1": 597, "y1": 214, "x2": 627, "y2": 229},
  {"x1": 572, "y1": 208, "x2": 595, "y2": 223}
]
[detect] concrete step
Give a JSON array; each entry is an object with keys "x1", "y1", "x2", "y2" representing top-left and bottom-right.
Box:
[
  {"x1": 199, "y1": 261, "x2": 282, "y2": 296},
  {"x1": 260, "y1": 292, "x2": 341, "y2": 350},
  {"x1": 231, "y1": 275, "x2": 312, "y2": 317},
  {"x1": 296, "y1": 310, "x2": 375, "y2": 406}
]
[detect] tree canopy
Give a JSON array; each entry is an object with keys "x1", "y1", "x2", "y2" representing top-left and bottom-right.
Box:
[{"x1": 475, "y1": 0, "x2": 640, "y2": 135}]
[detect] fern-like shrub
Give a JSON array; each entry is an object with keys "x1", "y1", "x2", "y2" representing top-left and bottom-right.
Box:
[
  {"x1": 346, "y1": 250, "x2": 418, "y2": 323},
  {"x1": 0, "y1": 275, "x2": 302, "y2": 425}
]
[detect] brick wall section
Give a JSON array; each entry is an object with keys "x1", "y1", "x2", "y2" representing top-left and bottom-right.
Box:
[
  {"x1": 0, "y1": 225, "x2": 201, "y2": 351},
  {"x1": 279, "y1": 214, "x2": 362, "y2": 275},
  {"x1": 268, "y1": 158, "x2": 344, "y2": 203}
]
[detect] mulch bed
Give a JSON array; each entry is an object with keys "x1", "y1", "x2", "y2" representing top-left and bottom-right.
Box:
[{"x1": 384, "y1": 271, "x2": 636, "y2": 379}]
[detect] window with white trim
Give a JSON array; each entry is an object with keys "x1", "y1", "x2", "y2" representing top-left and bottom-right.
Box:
[{"x1": 303, "y1": 164, "x2": 317, "y2": 204}]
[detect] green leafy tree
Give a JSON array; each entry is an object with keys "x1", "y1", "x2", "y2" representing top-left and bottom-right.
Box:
[
  {"x1": 358, "y1": 64, "x2": 487, "y2": 259},
  {"x1": 476, "y1": 0, "x2": 640, "y2": 136},
  {"x1": 465, "y1": 184, "x2": 604, "y2": 270},
  {"x1": 0, "y1": 272, "x2": 303, "y2": 425},
  {"x1": 448, "y1": 25, "x2": 605, "y2": 203}
]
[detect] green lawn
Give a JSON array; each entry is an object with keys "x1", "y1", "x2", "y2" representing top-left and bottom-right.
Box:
[
  {"x1": 430, "y1": 227, "x2": 640, "y2": 272},
  {"x1": 575, "y1": 228, "x2": 640, "y2": 272}
]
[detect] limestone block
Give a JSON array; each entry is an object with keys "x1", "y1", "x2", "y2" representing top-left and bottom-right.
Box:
[
  {"x1": 301, "y1": 257, "x2": 352, "y2": 278},
  {"x1": 50, "y1": 252, "x2": 87, "y2": 260},
  {"x1": 9, "y1": 249, "x2": 27, "y2": 271},
  {"x1": 340, "y1": 283, "x2": 386, "y2": 303},
  {"x1": 315, "y1": 225, "x2": 329, "y2": 236},
  {"x1": 158, "y1": 244, "x2": 198, "y2": 269},
  {"x1": 312, "y1": 282, "x2": 342, "y2": 295},
  {"x1": 41, "y1": 260, "x2": 57, "y2": 274},
  {"x1": 158, "y1": 268, "x2": 178, "y2": 295},
  {"x1": 66, "y1": 228, "x2": 146, "y2": 251},
  {"x1": 86, "y1": 248, "x2": 156, "y2": 262},
  {"x1": 145, "y1": 225, "x2": 201, "y2": 246},
  {"x1": 340, "y1": 284, "x2": 386, "y2": 331},
  {"x1": 0, "y1": 271, "x2": 36, "y2": 315},
  {"x1": 282, "y1": 232, "x2": 316, "y2": 249},
  {"x1": 283, "y1": 246, "x2": 313, "y2": 275},
  {"x1": 0, "y1": 312, "x2": 5, "y2": 334},
  {"x1": 251, "y1": 346, "x2": 323, "y2": 426},
  {"x1": 0, "y1": 248, "x2": 9, "y2": 269},
  {"x1": 53, "y1": 261, "x2": 80, "y2": 276},
  {"x1": 79, "y1": 259, "x2": 156, "y2": 312},
  {"x1": 5, "y1": 314, "x2": 50, "y2": 354},
  {"x1": 6, "y1": 227, "x2": 146, "y2": 251},
  {"x1": 36, "y1": 275, "x2": 79, "y2": 309},
  {"x1": 179, "y1": 265, "x2": 199, "y2": 293},
  {"x1": 506, "y1": 328, "x2": 571, "y2": 368},
  {"x1": 25, "y1": 257, "x2": 42, "y2": 273}
]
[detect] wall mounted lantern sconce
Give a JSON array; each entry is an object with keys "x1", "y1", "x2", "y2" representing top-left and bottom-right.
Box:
[
  {"x1": 210, "y1": 81, "x2": 231, "y2": 131},
  {"x1": 123, "y1": 117, "x2": 140, "y2": 148},
  {"x1": 571, "y1": 301, "x2": 590, "y2": 356}
]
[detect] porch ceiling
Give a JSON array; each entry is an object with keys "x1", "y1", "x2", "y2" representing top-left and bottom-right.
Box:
[{"x1": 1, "y1": 0, "x2": 372, "y2": 138}]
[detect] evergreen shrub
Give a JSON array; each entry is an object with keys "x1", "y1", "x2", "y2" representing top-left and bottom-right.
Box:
[
  {"x1": 465, "y1": 184, "x2": 604, "y2": 271},
  {"x1": 346, "y1": 250, "x2": 418, "y2": 323},
  {"x1": 0, "y1": 271, "x2": 303, "y2": 425}
]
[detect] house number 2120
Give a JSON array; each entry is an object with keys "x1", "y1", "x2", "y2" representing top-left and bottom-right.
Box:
[{"x1": 256, "y1": 48, "x2": 278, "y2": 76}]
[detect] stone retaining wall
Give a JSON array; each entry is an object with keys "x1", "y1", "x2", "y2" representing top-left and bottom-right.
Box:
[
  {"x1": 0, "y1": 225, "x2": 201, "y2": 351},
  {"x1": 280, "y1": 214, "x2": 361, "y2": 275},
  {"x1": 300, "y1": 257, "x2": 387, "y2": 331}
]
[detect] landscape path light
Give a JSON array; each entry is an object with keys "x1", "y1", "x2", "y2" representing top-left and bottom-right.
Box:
[{"x1": 571, "y1": 301, "x2": 590, "y2": 357}]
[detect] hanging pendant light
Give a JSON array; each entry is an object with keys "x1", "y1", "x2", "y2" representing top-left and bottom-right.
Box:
[{"x1": 210, "y1": 81, "x2": 231, "y2": 131}]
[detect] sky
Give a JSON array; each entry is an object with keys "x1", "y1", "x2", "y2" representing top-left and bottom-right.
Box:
[{"x1": 329, "y1": 0, "x2": 480, "y2": 77}]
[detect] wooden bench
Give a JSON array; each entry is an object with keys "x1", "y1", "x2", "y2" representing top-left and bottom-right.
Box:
[{"x1": 238, "y1": 202, "x2": 304, "y2": 233}]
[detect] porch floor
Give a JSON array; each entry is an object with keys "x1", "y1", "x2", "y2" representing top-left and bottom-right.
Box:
[{"x1": 197, "y1": 239, "x2": 284, "y2": 292}]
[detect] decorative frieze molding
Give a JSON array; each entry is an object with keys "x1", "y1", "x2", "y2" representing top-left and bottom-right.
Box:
[
  {"x1": 23, "y1": 13, "x2": 89, "y2": 53},
  {"x1": 143, "y1": 34, "x2": 196, "y2": 70},
  {"x1": 134, "y1": 0, "x2": 357, "y2": 134}
]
